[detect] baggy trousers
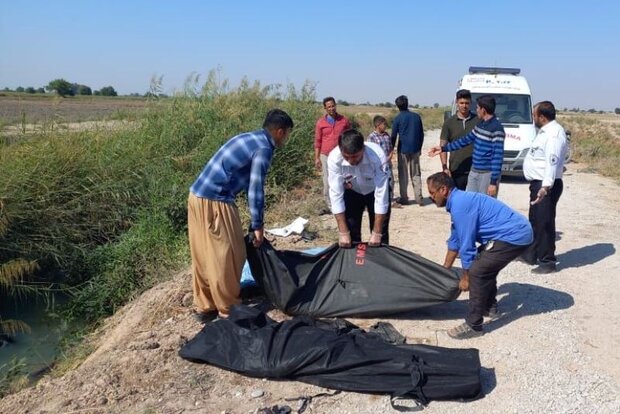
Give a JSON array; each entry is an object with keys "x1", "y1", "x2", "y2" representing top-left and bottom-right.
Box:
[
  {"x1": 343, "y1": 189, "x2": 390, "y2": 245},
  {"x1": 466, "y1": 240, "x2": 528, "y2": 330},
  {"x1": 188, "y1": 193, "x2": 245, "y2": 314},
  {"x1": 397, "y1": 152, "x2": 423, "y2": 203},
  {"x1": 523, "y1": 179, "x2": 563, "y2": 267}
]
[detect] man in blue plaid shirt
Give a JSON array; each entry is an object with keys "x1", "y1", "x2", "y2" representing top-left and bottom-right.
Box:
[{"x1": 188, "y1": 109, "x2": 293, "y2": 322}]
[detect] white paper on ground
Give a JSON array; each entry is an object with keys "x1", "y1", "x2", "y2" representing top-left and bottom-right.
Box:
[{"x1": 265, "y1": 217, "x2": 309, "y2": 237}]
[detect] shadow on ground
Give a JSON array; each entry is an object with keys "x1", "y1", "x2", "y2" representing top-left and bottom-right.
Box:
[
  {"x1": 557, "y1": 243, "x2": 615, "y2": 269},
  {"x1": 395, "y1": 282, "x2": 574, "y2": 331},
  {"x1": 485, "y1": 282, "x2": 574, "y2": 332}
]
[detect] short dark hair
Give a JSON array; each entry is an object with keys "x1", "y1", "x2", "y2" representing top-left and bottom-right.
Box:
[
  {"x1": 427, "y1": 171, "x2": 455, "y2": 190},
  {"x1": 395, "y1": 95, "x2": 408, "y2": 111},
  {"x1": 476, "y1": 95, "x2": 496, "y2": 115},
  {"x1": 263, "y1": 109, "x2": 294, "y2": 130},
  {"x1": 373, "y1": 115, "x2": 387, "y2": 127},
  {"x1": 456, "y1": 89, "x2": 472, "y2": 101},
  {"x1": 535, "y1": 101, "x2": 556, "y2": 121},
  {"x1": 323, "y1": 97, "x2": 335, "y2": 107},
  {"x1": 339, "y1": 129, "x2": 365, "y2": 154}
]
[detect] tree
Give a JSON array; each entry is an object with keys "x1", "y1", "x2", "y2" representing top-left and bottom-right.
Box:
[
  {"x1": 36, "y1": 87, "x2": 45, "y2": 94},
  {"x1": 46, "y1": 78, "x2": 74, "y2": 97},
  {"x1": 76, "y1": 84, "x2": 92, "y2": 95},
  {"x1": 615, "y1": 108, "x2": 620, "y2": 115},
  {"x1": 99, "y1": 86, "x2": 117, "y2": 97},
  {"x1": 15, "y1": 86, "x2": 24, "y2": 93},
  {"x1": 25, "y1": 87, "x2": 36, "y2": 94},
  {"x1": 433, "y1": 103, "x2": 439, "y2": 109}
]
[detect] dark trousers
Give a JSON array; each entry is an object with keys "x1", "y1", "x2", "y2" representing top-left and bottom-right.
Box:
[
  {"x1": 452, "y1": 172, "x2": 469, "y2": 191},
  {"x1": 466, "y1": 241, "x2": 528, "y2": 330},
  {"x1": 344, "y1": 189, "x2": 390, "y2": 245},
  {"x1": 523, "y1": 179, "x2": 563, "y2": 267}
]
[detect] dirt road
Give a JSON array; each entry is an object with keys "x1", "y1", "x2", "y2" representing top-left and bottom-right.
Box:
[{"x1": 1, "y1": 130, "x2": 619, "y2": 413}]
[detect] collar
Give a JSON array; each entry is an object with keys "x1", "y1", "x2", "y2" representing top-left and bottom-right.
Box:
[
  {"x1": 263, "y1": 128, "x2": 276, "y2": 148},
  {"x1": 457, "y1": 111, "x2": 476, "y2": 121},
  {"x1": 445, "y1": 188, "x2": 458, "y2": 212},
  {"x1": 325, "y1": 113, "x2": 341, "y2": 121},
  {"x1": 539, "y1": 119, "x2": 558, "y2": 134}
]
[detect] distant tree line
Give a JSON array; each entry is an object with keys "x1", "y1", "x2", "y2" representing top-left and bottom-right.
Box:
[{"x1": 2, "y1": 79, "x2": 119, "y2": 98}]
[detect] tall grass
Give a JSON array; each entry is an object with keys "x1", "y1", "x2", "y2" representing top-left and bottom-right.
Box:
[
  {"x1": 0, "y1": 73, "x2": 319, "y2": 323},
  {"x1": 560, "y1": 114, "x2": 620, "y2": 181}
]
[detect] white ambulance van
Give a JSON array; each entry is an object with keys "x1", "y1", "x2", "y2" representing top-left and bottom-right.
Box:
[{"x1": 451, "y1": 66, "x2": 536, "y2": 176}]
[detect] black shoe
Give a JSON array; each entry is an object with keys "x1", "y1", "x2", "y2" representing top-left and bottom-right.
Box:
[
  {"x1": 192, "y1": 310, "x2": 218, "y2": 324},
  {"x1": 317, "y1": 207, "x2": 331, "y2": 216},
  {"x1": 532, "y1": 264, "x2": 557, "y2": 274}
]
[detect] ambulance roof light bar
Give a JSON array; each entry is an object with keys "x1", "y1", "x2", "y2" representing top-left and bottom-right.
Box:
[{"x1": 468, "y1": 66, "x2": 521, "y2": 75}]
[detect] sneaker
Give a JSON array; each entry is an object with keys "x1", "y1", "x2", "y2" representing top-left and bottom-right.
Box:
[
  {"x1": 447, "y1": 322, "x2": 484, "y2": 339},
  {"x1": 391, "y1": 201, "x2": 403, "y2": 209},
  {"x1": 192, "y1": 310, "x2": 218, "y2": 324},
  {"x1": 483, "y1": 304, "x2": 499, "y2": 321},
  {"x1": 532, "y1": 264, "x2": 557, "y2": 274}
]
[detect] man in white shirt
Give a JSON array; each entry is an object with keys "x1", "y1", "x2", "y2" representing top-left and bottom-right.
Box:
[
  {"x1": 521, "y1": 101, "x2": 568, "y2": 274},
  {"x1": 327, "y1": 129, "x2": 391, "y2": 247}
]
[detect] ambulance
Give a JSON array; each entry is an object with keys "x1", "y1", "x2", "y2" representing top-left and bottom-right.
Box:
[{"x1": 450, "y1": 66, "x2": 536, "y2": 176}]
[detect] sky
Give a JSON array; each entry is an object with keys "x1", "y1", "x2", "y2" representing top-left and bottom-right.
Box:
[{"x1": 1, "y1": 1, "x2": 619, "y2": 111}]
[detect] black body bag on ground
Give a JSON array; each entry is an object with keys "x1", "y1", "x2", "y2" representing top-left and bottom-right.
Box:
[
  {"x1": 245, "y1": 239, "x2": 460, "y2": 318},
  {"x1": 179, "y1": 305, "x2": 482, "y2": 405}
]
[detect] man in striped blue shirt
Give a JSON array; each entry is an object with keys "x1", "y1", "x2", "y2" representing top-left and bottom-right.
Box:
[
  {"x1": 429, "y1": 95, "x2": 505, "y2": 198},
  {"x1": 427, "y1": 172, "x2": 532, "y2": 339},
  {"x1": 188, "y1": 109, "x2": 293, "y2": 322}
]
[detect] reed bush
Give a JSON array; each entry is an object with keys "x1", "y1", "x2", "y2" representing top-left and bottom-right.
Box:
[{"x1": 0, "y1": 74, "x2": 320, "y2": 324}]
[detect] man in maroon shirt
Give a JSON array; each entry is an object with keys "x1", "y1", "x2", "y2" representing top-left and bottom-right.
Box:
[{"x1": 314, "y1": 97, "x2": 351, "y2": 214}]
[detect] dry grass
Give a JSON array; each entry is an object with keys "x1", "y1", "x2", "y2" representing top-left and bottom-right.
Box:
[{"x1": 559, "y1": 112, "x2": 620, "y2": 181}]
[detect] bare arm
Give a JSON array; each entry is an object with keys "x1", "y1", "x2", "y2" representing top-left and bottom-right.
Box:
[
  {"x1": 439, "y1": 139, "x2": 450, "y2": 175},
  {"x1": 443, "y1": 249, "x2": 458, "y2": 269},
  {"x1": 334, "y1": 212, "x2": 351, "y2": 248}
]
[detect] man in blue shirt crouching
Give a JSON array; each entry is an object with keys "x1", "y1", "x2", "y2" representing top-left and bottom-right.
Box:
[{"x1": 427, "y1": 172, "x2": 533, "y2": 339}]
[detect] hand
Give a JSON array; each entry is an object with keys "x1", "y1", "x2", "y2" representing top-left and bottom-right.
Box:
[
  {"x1": 252, "y1": 229, "x2": 264, "y2": 248},
  {"x1": 314, "y1": 158, "x2": 322, "y2": 169},
  {"x1": 531, "y1": 187, "x2": 547, "y2": 205},
  {"x1": 443, "y1": 168, "x2": 452, "y2": 177},
  {"x1": 368, "y1": 231, "x2": 382, "y2": 247},
  {"x1": 428, "y1": 146, "x2": 442, "y2": 157},
  {"x1": 458, "y1": 273, "x2": 470, "y2": 291},
  {"x1": 487, "y1": 184, "x2": 498, "y2": 197},
  {"x1": 338, "y1": 231, "x2": 352, "y2": 248}
]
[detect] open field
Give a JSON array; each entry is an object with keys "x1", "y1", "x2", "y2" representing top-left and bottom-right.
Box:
[{"x1": 0, "y1": 95, "x2": 149, "y2": 126}]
